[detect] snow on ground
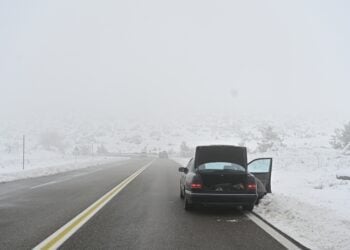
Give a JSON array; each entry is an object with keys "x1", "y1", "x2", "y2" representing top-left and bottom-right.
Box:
[
  {"x1": 252, "y1": 147, "x2": 350, "y2": 250},
  {"x1": 1, "y1": 114, "x2": 350, "y2": 248},
  {"x1": 0, "y1": 153, "x2": 128, "y2": 183},
  {"x1": 0, "y1": 154, "x2": 128, "y2": 183}
]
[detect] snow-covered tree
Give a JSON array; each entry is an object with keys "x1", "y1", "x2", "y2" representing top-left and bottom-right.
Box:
[
  {"x1": 257, "y1": 126, "x2": 284, "y2": 153},
  {"x1": 180, "y1": 141, "x2": 194, "y2": 157},
  {"x1": 330, "y1": 122, "x2": 350, "y2": 151},
  {"x1": 97, "y1": 144, "x2": 109, "y2": 155},
  {"x1": 39, "y1": 131, "x2": 66, "y2": 153}
]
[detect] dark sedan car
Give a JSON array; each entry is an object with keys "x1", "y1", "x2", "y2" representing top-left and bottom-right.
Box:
[{"x1": 178, "y1": 145, "x2": 272, "y2": 211}]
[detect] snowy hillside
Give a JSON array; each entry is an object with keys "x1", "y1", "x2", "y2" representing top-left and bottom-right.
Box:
[{"x1": 1, "y1": 114, "x2": 349, "y2": 248}]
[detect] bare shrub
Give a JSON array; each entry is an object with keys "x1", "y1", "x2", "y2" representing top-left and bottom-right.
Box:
[
  {"x1": 39, "y1": 131, "x2": 66, "y2": 153},
  {"x1": 180, "y1": 141, "x2": 194, "y2": 157},
  {"x1": 330, "y1": 122, "x2": 350, "y2": 152},
  {"x1": 257, "y1": 126, "x2": 284, "y2": 153},
  {"x1": 97, "y1": 144, "x2": 109, "y2": 155}
]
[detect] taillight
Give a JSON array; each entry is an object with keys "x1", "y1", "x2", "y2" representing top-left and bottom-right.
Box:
[
  {"x1": 247, "y1": 183, "x2": 257, "y2": 191},
  {"x1": 191, "y1": 183, "x2": 202, "y2": 189},
  {"x1": 190, "y1": 175, "x2": 203, "y2": 190}
]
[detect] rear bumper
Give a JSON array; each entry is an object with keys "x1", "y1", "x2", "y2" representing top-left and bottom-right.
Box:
[{"x1": 185, "y1": 190, "x2": 257, "y2": 206}]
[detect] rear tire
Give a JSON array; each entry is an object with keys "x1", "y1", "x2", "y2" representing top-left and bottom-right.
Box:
[
  {"x1": 180, "y1": 187, "x2": 184, "y2": 199},
  {"x1": 255, "y1": 198, "x2": 260, "y2": 205},
  {"x1": 243, "y1": 204, "x2": 255, "y2": 211},
  {"x1": 184, "y1": 196, "x2": 193, "y2": 211}
]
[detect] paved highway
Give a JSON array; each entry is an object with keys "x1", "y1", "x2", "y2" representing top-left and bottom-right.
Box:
[{"x1": 0, "y1": 158, "x2": 300, "y2": 249}]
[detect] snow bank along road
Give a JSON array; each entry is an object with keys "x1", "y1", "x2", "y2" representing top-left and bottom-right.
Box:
[{"x1": 0, "y1": 158, "x2": 305, "y2": 250}]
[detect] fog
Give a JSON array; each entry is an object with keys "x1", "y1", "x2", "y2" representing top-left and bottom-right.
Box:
[
  {"x1": 2, "y1": 3, "x2": 350, "y2": 247},
  {"x1": 1, "y1": 0, "x2": 350, "y2": 121}
]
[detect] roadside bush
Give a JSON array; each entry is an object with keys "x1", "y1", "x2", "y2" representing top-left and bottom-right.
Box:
[
  {"x1": 257, "y1": 126, "x2": 284, "y2": 153},
  {"x1": 78, "y1": 145, "x2": 91, "y2": 155},
  {"x1": 330, "y1": 122, "x2": 350, "y2": 151},
  {"x1": 97, "y1": 144, "x2": 109, "y2": 155},
  {"x1": 180, "y1": 141, "x2": 194, "y2": 157},
  {"x1": 122, "y1": 135, "x2": 142, "y2": 145},
  {"x1": 39, "y1": 131, "x2": 66, "y2": 153}
]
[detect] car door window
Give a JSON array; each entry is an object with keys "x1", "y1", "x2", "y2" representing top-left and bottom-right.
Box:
[
  {"x1": 248, "y1": 159, "x2": 271, "y2": 173},
  {"x1": 185, "y1": 158, "x2": 193, "y2": 173}
]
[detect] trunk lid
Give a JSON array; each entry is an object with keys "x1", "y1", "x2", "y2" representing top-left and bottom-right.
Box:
[{"x1": 194, "y1": 145, "x2": 248, "y2": 168}]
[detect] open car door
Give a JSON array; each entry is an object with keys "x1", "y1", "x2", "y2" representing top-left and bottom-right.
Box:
[{"x1": 248, "y1": 158, "x2": 272, "y2": 193}]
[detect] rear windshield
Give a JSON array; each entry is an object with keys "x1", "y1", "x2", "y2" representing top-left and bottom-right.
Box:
[{"x1": 197, "y1": 162, "x2": 246, "y2": 172}]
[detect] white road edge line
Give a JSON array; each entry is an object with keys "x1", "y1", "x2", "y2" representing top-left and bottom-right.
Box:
[
  {"x1": 245, "y1": 212, "x2": 301, "y2": 250},
  {"x1": 33, "y1": 159, "x2": 155, "y2": 250},
  {"x1": 30, "y1": 181, "x2": 57, "y2": 189}
]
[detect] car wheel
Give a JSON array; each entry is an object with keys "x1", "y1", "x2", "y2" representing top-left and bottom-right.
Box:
[
  {"x1": 180, "y1": 187, "x2": 184, "y2": 199},
  {"x1": 243, "y1": 204, "x2": 255, "y2": 211},
  {"x1": 255, "y1": 198, "x2": 260, "y2": 205},
  {"x1": 184, "y1": 196, "x2": 193, "y2": 211}
]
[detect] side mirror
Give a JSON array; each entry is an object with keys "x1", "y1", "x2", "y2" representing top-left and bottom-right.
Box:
[{"x1": 178, "y1": 167, "x2": 188, "y2": 174}]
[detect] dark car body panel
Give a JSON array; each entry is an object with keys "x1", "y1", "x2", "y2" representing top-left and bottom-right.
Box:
[
  {"x1": 185, "y1": 190, "x2": 257, "y2": 206},
  {"x1": 195, "y1": 145, "x2": 247, "y2": 168}
]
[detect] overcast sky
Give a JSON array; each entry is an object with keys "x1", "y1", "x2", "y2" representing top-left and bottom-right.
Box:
[{"x1": 0, "y1": 0, "x2": 349, "y2": 120}]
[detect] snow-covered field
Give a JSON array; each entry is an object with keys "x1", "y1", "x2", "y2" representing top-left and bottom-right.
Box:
[
  {"x1": 0, "y1": 153, "x2": 128, "y2": 183},
  {"x1": 252, "y1": 149, "x2": 350, "y2": 250},
  {"x1": 1, "y1": 114, "x2": 349, "y2": 249}
]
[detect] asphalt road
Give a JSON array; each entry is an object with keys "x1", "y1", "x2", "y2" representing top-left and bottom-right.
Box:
[{"x1": 0, "y1": 158, "x2": 289, "y2": 250}]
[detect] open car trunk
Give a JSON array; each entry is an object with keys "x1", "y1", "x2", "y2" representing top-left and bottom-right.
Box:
[
  {"x1": 194, "y1": 145, "x2": 249, "y2": 193},
  {"x1": 199, "y1": 172, "x2": 247, "y2": 193}
]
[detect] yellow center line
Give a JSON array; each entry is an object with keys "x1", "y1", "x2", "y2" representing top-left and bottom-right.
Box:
[
  {"x1": 34, "y1": 160, "x2": 154, "y2": 250},
  {"x1": 43, "y1": 176, "x2": 132, "y2": 249}
]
